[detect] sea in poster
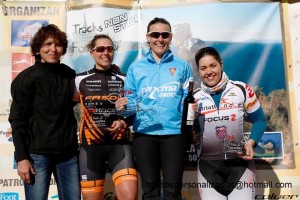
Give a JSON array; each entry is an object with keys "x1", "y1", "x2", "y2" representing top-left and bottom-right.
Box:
[
  {"x1": 63, "y1": 40, "x2": 285, "y2": 96},
  {"x1": 63, "y1": 2, "x2": 292, "y2": 169}
]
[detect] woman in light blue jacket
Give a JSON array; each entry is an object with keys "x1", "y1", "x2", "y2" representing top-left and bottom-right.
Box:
[{"x1": 116, "y1": 17, "x2": 193, "y2": 200}]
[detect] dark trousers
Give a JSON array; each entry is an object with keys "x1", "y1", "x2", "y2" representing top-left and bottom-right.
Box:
[{"x1": 133, "y1": 133, "x2": 186, "y2": 200}]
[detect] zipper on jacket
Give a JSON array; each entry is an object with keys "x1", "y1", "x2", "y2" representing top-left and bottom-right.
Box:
[
  {"x1": 52, "y1": 73, "x2": 62, "y2": 108},
  {"x1": 158, "y1": 63, "x2": 161, "y2": 135},
  {"x1": 53, "y1": 73, "x2": 65, "y2": 152}
]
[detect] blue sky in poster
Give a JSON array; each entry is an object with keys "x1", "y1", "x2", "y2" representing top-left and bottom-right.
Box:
[
  {"x1": 65, "y1": 2, "x2": 281, "y2": 42},
  {"x1": 140, "y1": 2, "x2": 281, "y2": 42},
  {"x1": 140, "y1": 2, "x2": 284, "y2": 95},
  {"x1": 63, "y1": 2, "x2": 284, "y2": 96}
]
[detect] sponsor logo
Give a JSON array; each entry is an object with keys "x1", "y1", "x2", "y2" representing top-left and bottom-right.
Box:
[
  {"x1": 245, "y1": 98, "x2": 258, "y2": 110},
  {"x1": 84, "y1": 94, "x2": 119, "y2": 103},
  {"x1": 220, "y1": 98, "x2": 239, "y2": 109},
  {"x1": 120, "y1": 89, "x2": 132, "y2": 97},
  {"x1": 205, "y1": 116, "x2": 229, "y2": 122},
  {"x1": 109, "y1": 88, "x2": 122, "y2": 92},
  {"x1": 11, "y1": 20, "x2": 48, "y2": 47},
  {"x1": 227, "y1": 92, "x2": 237, "y2": 97},
  {"x1": 86, "y1": 84, "x2": 101, "y2": 88},
  {"x1": 18, "y1": 24, "x2": 40, "y2": 42},
  {"x1": 69, "y1": 19, "x2": 103, "y2": 55},
  {"x1": 12, "y1": 52, "x2": 35, "y2": 80},
  {"x1": 255, "y1": 193, "x2": 298, "y2": 199},
  {"x1": 225, "y1": 135, "x2": 236, "y2": 140},
  {"x1": 169, "y1": 68, "x2": 176, "y2": 76},
  {"x1": 215, "y1": 125, "x2": 227, "y2": 139},
  {"x1": 86, "y1": 80, "x2": 101, "y2": 83},
  {"x1": 245, "y1": 84, "x2": 254, "y2": 98},
  {"x1": 198, "y1": 97, "x2": 210, "y2": 102},
  {"x1": 107, "y1": 84, "x2": 121, "y2": 87},
  {"x1": 0, "y1": 123, "x2": 13, "y2": 144},
  {"x1": 107, "y1": 80, "x2": 122, "y2": 83},
  {"x1": 81, "y1": 175, "x2": 87, "y2": 181},
  {"x1": 0, "y1": 192, "x2": 19, "y2": 200},
  {"x1": 142, "y1": 82, "x2": 180, "y2": 99},
  {"x1": 104, "y1": 13, "x2": 141, "y2": 33},
  {"x1": 73, "y1": 22, "x2": 103, "y2": 34}
]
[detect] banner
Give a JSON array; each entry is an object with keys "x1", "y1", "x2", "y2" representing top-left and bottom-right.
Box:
[
  {"x1": 64, "y1": 2, "x2": 299, "y2": 199},
  {"x1": 1, "y1": 0, "x2": 299, "y2": 199}
]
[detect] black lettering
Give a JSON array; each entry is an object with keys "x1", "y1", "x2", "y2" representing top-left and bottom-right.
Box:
[
  {"x1": 52, "y1": 7, "x2": 59, "y2": 15},
  {"x1": 40, "y1": 7, "x2": 46, "y2": 15},
  {"x1": 47, "y1": 7, "x2": 52, "y2": 15},
  {"x1": 24, "y1": 7, "x2": 29, "y2": 15},
  {"x1": 30, "y1": 7, "x2": 37, "y2": 15},
  {"x1": 113, "y1": 24, "x2": 121, "y2": 33},
  {"x1": 17, "y1": 6, "x2": 22, "y2": 15}
]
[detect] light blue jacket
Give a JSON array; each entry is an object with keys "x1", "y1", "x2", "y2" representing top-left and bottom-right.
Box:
[{"x1": 123, "y1": 49, "x2": 193, "y2": 135}]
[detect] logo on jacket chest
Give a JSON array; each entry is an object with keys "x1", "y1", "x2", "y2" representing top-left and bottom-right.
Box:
[
  {"x1": 169, "y1": 68, "x2": 176, "y2": 76},
  {"x1": 84, "y1": 94, "x2": 119, "y2": 103},
  {"x1": 142, "y1": 82, "x2": 180, "y2": 99},
  {"x1": 215, "y1": 125, "x2": 227, "y2": 139}
]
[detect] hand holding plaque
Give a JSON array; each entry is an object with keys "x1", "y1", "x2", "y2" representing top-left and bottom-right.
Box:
[
  {"x1": 118, "y1": 88, "x2": 155, "y2": 115},
  {"x1": 118, "y1": 88, "x2": 159, "y2": 129},
  {"x1": 119, "y1": 88, "x2": 137, "y2": 115},
  {"x1": 223, "y1": 136, "x2": 246, "y2": 155}
]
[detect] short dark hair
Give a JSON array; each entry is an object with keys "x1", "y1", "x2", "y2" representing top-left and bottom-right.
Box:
[
  {"x1": 30, "y1": 24, "x2": 68, "y2": 56},
  {"x1": 195, "y1": 47, "x2": 222, "y2": 68},
  {"x1": 86, "y1": 34, "x2": 116, "y2": 51},
  {"x1": 147, "y1": 17, "x2": 171, "y2": 33}
]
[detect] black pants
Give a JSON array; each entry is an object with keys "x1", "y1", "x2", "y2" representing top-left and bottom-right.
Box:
[{"x1": 133, "y1": 133, "x2": 186, "y2": 200}]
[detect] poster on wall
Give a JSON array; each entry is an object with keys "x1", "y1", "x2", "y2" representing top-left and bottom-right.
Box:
[
  {"x1": 65, "y1": 2, "x2": 298, "y2": 199},
  {"x1": 11, "y1": 20, "x2": 49, "y2": 47},
  {"x1": 63, "y1": 6, "x2": 142, "y2": 73},
  {"x1": 65, "y1": 2, "x2": 290, "y2": 168},
  {"x1": 0, "y1": 0, "x2": 297, "y2": 199}
]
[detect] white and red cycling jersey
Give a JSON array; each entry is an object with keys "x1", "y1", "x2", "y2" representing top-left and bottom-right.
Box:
[{"x1": 194, "y1": 80, "x2": 261, "y2": 160}]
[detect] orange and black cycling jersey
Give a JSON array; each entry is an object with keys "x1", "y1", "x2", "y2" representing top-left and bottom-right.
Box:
[{"x1": 75, "y1": 65, "x2": 128, "y2": 145}]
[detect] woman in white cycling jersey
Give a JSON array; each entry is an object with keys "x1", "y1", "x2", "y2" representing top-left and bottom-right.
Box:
[{"x1": 193, "y1": 47, "x2": 267, "y2": 200}]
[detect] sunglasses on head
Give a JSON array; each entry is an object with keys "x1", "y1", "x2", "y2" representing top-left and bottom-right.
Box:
[
  {"x1": 91, "y1": 45, "x2": 115, "y2": 53},
  {"x1": 147, "y1": 32, "x2": 172, "y2": 39}
]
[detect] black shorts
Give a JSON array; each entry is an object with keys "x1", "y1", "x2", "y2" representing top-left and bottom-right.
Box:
[
  {"x1": 198, "y1": 159, "x2": 247, "y2": 196},
  {"x1": 79, "y1": 144, "x2": 137, "y2": 188}
]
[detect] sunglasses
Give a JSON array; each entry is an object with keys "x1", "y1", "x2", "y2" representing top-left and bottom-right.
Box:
[
  {"x1": 147, "y1": 32, "x2": 172, "y2": 39},
  {"x1": 91, "y1": 45, "x2": 115, "y2": 53}
]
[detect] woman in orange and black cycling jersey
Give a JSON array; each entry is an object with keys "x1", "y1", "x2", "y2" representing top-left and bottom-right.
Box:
[{"x1": 74, "y1": 34, "x2": 137, "y2": 200}]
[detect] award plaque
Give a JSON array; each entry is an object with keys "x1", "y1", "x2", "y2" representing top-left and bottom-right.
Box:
[
  {"x1": 223, "y1": 136, "x2": 245, "y2": 155},
  {"x1": 119, "y1": 88, "x2": 159, "y2": 128},
  {"x1": 119, "y1": 88, "x2": 137, "y2": 114}
]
